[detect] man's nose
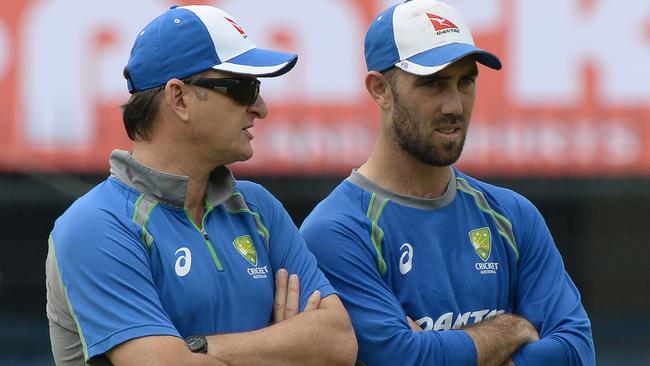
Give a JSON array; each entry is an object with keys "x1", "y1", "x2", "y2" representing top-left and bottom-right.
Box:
[
  {"x1": 439, "y1": 88, "x2": 464, "y2": 116},
  {"x1": 248, "y1": 95, "x2": 268, "y2": 119}
]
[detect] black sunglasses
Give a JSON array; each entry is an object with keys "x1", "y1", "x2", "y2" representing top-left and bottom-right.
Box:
[{"x1": 186, "y1": 77, "x2": 261, "y2": 105}]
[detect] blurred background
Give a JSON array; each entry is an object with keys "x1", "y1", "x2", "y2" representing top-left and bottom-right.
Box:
[{"x1": 1, "y1": 0, "x2": 649, "y2": 364}]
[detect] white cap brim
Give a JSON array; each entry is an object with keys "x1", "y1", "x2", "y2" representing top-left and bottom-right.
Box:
[
  {"x1": 396, "y1": 42, "x2": 502, "y2": 75},
  {"x1": 211, "y1": 47, "x2": 298, "y2": 77}
]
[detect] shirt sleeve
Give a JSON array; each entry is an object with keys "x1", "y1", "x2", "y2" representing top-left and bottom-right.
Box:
[
  {"x1": 510, "y1": 198, "x2": 596, "y2": 366},
  {"x1": 301, "y1": 214, "x2": 477, "y2": 366},
  {"x1": 252, "y1": 189, "x2": 336, "y2": 311},
  {"x1": 51, "y1": 205, "x2": 179, "y2": 361}
]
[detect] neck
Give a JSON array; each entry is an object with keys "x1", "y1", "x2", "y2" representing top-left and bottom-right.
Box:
[
  {"x1": 131, "y1": 142, "x2": 211, "y2": 222},
  {"x1": 358, "y1": 131, "x2": 451, "y2": 199}
]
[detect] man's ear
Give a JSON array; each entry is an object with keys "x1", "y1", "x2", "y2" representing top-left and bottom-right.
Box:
[
  {"x1": 365, "y1": 71, "x2": 393, "y2": 110},
  {"x1": 163, "y1": 79, "x2": 191, "y2": 122}
]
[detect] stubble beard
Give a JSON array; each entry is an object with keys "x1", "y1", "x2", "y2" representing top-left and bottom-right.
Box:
[{"x1": 391, "y1": 96, "x2": 466, "y2": 167}]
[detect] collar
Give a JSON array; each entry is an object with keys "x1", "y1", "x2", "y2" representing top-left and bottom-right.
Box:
[
  {"x1": 346, "y1": 167, "x2": 457, "y2": 210},
  {"x1": 109, "y1": 149, "x2": 236, "y2": 208}
]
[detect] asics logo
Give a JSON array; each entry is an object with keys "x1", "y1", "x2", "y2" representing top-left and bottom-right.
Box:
[
  {"x1": 175, "y1": 247, "x2": 192, "y2": 277},
  {"x1": 399, "y1": 243, "x2": 414, "y2": 275}
]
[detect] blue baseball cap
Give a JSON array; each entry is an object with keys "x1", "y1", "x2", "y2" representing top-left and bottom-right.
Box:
[
  {"x1": 365, "y1": 0, "x2": 502, "y2": 75},
  {"x1": 124, "y1": 5, "x2": 298, "y2": 93}
]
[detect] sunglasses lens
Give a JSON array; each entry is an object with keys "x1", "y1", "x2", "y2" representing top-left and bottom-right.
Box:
[
  {"x1": 230, "y1": 86, "x2": 257, "y2": 105},
  {"x1": 233, "y1": 80, "x2": 259, "y2": 105},
  {"x1": 191, "y1": 78, "x2": 259, "y2": 105}
]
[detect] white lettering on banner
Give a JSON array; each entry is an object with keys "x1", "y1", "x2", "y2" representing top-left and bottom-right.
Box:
[
  {"x1": 463, "y1": 119, "x2": 643, "y2": 167},
  {"x1": 448, "y1": 0, "x2": 502, "y2": 31},
  {"x1": 220, "y1": 0, "x2": 364, "y2": 102},
  {"x1": 601, "y1": 124, "x2": 640, "y2": 165},
  {"x1": 21, "y1": 0, "x2": 165, "y2": 147},
  {"x1": 0, "y1": 20, "x2": 9, "y2": 80},
  {"x1": 513, "y1": 0, "x2": 650, "y2": 105},
  {"x1": 249, "y1": 120, "x2": 372, "y2": 168}
]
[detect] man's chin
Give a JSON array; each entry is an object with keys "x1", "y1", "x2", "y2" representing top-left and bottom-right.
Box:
[
  {"x1": 413, "y1": 146, "x2": 463, "y2": 167},
  {"x1": 222, "y1": 150, "x2": 254, "y2": 166},
  {"x1": 237, "y1": 150, "x2": 254, "y2": 163}
]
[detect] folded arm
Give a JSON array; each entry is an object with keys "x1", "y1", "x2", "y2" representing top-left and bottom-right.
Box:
[
  {"x1": 108, "y1": 270, "x2": 356, "y2": 366},
  {"x1": 207, "y1": 294, "x2": 355, "y2": 365},
  {"x1": 510, "y1": 201, "x2": 595, "y2": 365},
  {"x1": 407, "y1": 313, "x2": 539, "y2": 366},
  {"x1": 107, "y1": 337, "x2": 227, "y2": 366},
  {"x1": 302, "y1": 218, "x2": 540, "y2": 366},
  {"x1": 463, "y1": 313, "x2": 538, "y2": 366}
]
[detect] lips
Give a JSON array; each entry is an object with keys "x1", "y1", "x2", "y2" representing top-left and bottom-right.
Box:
[
  {"x1": 432, "y1": 124, "x2": 464, "y2": 141},
  {"x1": 242, "y1": 124, "x2": 254, "y2": 140},
  {"x1": 436, "y1": 127, "x2": 459, "y2": 134}
]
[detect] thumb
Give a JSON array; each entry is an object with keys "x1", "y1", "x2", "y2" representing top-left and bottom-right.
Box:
[{"x1": 304, "y1": 290, "x2": 322, "y2": 311}]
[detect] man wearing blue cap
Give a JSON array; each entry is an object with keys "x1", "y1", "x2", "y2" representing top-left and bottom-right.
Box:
[
  {"x1": 301, "y1": 0, "x2": 595, "y2": 365},
  {"x1": 45, "y1": 5, "x2": 356, "y2": 366}
]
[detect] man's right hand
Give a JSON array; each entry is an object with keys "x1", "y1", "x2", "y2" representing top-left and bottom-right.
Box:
[
  {"x1": 464, "y1": 313, "x2": 539, "y2": 366},
  {"x1": 273, "y1": 268, "x2": 321, "y2": 323},
  {"x1": 108, "y1": 269, "x2": 346, "y2": 366},
  {"x1": 407, "y1": 316, "x2": 423, "y2": 332}
]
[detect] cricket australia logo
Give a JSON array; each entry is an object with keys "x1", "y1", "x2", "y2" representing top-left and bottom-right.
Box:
[
  {"x1": 233, "y1": 235, "x2": 257, "y2": 266},
  {"x1": 469, "y1": 227, "x2": 491, "y2": 261},
  {"x1": 469, "y1": 227, "x2": 499, "y2": 275},
  {"x1": 233, "y1": 235, "x2": 268, "y2": 279}
]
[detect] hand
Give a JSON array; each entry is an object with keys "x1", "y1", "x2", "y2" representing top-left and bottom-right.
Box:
[
  {"x1": 519, "y1": 316, "x2": 539, "y2": 343},
  {"x1": 273, "y1": 269, "x2": 321, "y2": 323},
  {"x1": 406, "y1": 316, "x2": 423, "y2": 332},
  {"x1": 464, "y1": 313, "x2": 538, "y2": 366}
]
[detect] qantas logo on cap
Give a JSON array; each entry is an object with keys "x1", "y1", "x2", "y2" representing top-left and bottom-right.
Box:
[
  {"x1": 224, "y1": 17, "x2": 248, "y2": 39},
  {"x1": 426, "y1": 13, "x2": 460, "y2": 35}
]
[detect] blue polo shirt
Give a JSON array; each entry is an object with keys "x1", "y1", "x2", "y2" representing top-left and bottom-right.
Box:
[
  {"x1": 47, "y1": 150, "x2": 335, "y2": 363},
  {"x1": 301, "y1": 168, "x2": 595, "y2": 366}
]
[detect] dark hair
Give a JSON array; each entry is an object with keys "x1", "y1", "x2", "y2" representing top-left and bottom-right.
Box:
[
  {"x1": 120, "y1": 72, "x2": 208, "y2": 141},
  {"x1": 121, "y1": 85, "x2": 165, "y2": 141}
]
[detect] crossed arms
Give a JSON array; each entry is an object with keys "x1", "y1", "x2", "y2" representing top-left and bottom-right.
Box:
[
  {"x1": 301, "y1": 212, "x2": 595, "y2": 366},
  {"x1": 50, "y1": 188, "x2": 357, "y2": 366},
  {"x1": 108, "y1": 269, "x2": 357, "y2": 366}
]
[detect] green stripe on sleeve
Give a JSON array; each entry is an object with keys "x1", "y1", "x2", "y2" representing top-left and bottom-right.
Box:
[
  {"x1": 132, "y1": 194, "x2": 158, "y2": 249},
  {"x1": 366, "y1": 193, "x2": 390, "y2": 277},
  {"x1": 224, "y1": 192, "x2": 270, "y2": 252},
  {"x1": 456, "y1": 178, "x2": 519, "y2": 261}
]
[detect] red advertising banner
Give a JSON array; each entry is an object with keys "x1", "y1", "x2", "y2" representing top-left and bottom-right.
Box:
[{"x1": 1, "y1": 0, "x2": 649, "y2": 176}]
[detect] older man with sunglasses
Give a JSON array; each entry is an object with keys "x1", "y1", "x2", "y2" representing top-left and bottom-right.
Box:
[{"x1": 45, "y1": 5, "x2": 356, "y2": 366}]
